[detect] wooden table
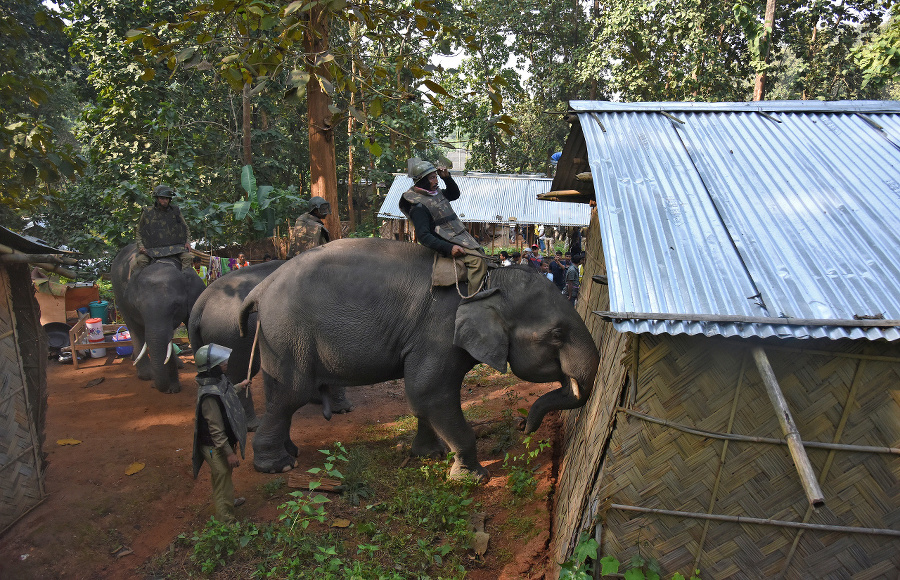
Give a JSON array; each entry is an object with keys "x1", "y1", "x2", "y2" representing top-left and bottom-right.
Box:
[{"x1": 67, "y1": 317, "x2": 189, "y2": 369}]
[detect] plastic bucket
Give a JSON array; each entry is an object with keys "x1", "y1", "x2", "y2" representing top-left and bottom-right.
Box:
[
  {"x1": 89, "y1": 300, "x2": 109, "y2": 323},
  {"x1": 112, "y1": 326, "x2": 132, "y2": 356},
  {"x1": 85, "y1": 317, "x2": 106, "y2": 358}
]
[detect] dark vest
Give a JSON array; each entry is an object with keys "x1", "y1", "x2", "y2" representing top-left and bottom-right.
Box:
[
  {"x1": 191, "y1": 376, "x2": 248, "y2": 478},
  {"x1": 290, "y1": 212, "x2": 330, "y2": 255},
  {"x1": 401, "y1": 187, "x2": 481, "y2": 250},
  {"x1": 138, "y1": 204, "x2": 188, "y2": 256}
]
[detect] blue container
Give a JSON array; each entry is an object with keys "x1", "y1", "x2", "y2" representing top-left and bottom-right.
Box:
[{"x1": 88, "y1": 300, "x2": 109, "y2": 324}]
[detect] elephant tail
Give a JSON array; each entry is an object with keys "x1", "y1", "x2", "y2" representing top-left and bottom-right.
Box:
[
  {"x1": 187, "y1": 297, "x2": 205, "y2": 353},
  {"x1": 239, "y1": 270, "x2": 278, "y2": 338}
]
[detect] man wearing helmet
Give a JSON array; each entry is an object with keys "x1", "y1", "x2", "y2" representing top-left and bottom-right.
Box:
[
  {"x1": 289, "y1": 195, "x2": 331, "y2": 256},
  {"x1": 133, "y1": 184, "x2": 193, "y2": 275},
  {"x1": 399, "y1": 157, "x2": 488, "y2": 296},
  {"x1": 192, "y1": 343, "x2": 251, "y2": 523}
]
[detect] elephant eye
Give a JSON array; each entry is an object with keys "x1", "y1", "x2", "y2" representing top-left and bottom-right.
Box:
[{"x1": 548, "y1": 328, "x2": 564, "y2": 343}]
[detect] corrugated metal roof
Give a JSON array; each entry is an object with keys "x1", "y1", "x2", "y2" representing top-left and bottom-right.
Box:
[
  {"x1": 570, "y1": 100, "x2": 900, "y2": 341},
  {"x1": 377, "y1": 173, "x2": 592, "y2": 227}
]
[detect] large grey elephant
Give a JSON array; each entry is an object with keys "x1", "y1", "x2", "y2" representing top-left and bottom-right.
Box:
[
  {"x1": 187, "y1": 259, "x2": 352, "y2": 430},
  {"x1": 239, "y1": 238, "x2": 600, "y2": 479},
  {"x1": 111, "y1": 244, "x2": 206, "y2": 393}
]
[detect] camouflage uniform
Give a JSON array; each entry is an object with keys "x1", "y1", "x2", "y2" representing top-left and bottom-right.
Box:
[
  {"x1": 134, "y1": 199, "x2": 193, "y2": 274},
  {"x1": 192, "y1": 375, "x2": 247, "y2": 523},
  {"x1": 289, "y1": 212, "x2": 330, "y2": 256}
]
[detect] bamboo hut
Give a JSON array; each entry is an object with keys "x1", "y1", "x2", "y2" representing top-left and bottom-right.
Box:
[
  {"x1": 0, "y1": 227, "x2": 74, "y2": 534},
  {"x1": 548, "y1": 101, "x2": 900, "y2": 578}
]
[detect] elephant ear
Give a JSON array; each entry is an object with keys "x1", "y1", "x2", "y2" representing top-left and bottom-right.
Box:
[{"x1": 453, "y1": 291, "x2": 508, "y2": 372}]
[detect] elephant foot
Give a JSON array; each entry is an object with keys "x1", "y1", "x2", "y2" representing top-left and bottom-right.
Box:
[
  {"x1": 411, "y1": 439, "x2": 447, "y2": 459},
  {"x1": 254, "y1": 455, "x2": 296, "y2": 474},
  {"x1": 156, "y1": 383, "x2": 181, "y2": 394},
  {"x1": 449, "y1": 462, "x2": 490, "y2": 483},
  {"x1": 284, "y1": 439, "x2": 299, "y2": 458}
]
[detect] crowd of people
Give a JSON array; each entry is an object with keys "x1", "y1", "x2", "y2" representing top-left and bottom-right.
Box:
[{"x1": 497, "y1": 244, "x2": 584, "y2": 305}]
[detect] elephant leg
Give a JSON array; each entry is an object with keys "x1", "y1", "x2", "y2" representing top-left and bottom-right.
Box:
[
  {"x1": 237, "y1": 385, "x2": 259, "y2": 432},
  {"x1": 253, "y1": 372, "x2": 304, "y2": 473},
  {"x1": 162, "y1": 359, "x2": 181, "y2": 394},
  {"x1": 132, "y1": 335, "x2": 153, "y2": 382},
  {"x1": 411, "y1": 417, "x2": 447, "y2": 458},
  {"x1": 405, "y1": 366, "x2": 488, "y2": 481}
]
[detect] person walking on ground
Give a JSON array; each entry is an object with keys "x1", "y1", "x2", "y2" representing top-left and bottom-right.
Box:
[
  {"x1": 192, "y1": 344, "x2": 250, "y2": 523},
  {"x1": 192, "y1": 256, "x2": 208, "y2": 285},
  {"x1": 565, "y1": 254, "x2": 582, "y2": 305}
]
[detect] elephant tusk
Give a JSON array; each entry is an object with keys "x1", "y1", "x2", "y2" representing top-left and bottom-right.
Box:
[
  {"x1": 164, "y1": 341, "x2": 173, "y2": 364},
  {"x1": 133, "y1": 343, "x2": 148, "y2": 365},
  {"x1": 569, "y1": 376, "x2": 581, "y2": 401}
]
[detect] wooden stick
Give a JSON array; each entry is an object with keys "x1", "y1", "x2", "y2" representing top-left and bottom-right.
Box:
[
  {"x1": 246, "y1": 316, "x2": 260, "y2": 383},
  {"x1": 616, "y1": 407, "x2": 900, "y2": 455},
  {"x1": 595, "y1": 310, "x2": 900, "y2": 328},
  {"x1": 609, "y1": 504, "x2": 900, "y2": 537},
  {"x1": 752, "y1": 346, "x2": 825, "y2": 508}
]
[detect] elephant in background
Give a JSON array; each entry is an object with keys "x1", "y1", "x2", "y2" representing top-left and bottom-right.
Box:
[
  {"x1": 111, "y1": 243, "x2": 207, "y2": 393},
  {"x1": 188, "y1": 259, "x2": 352, "y2": 430},
  {"x1": 240, "y1": 238, "x2": 600, "y2": 479}
]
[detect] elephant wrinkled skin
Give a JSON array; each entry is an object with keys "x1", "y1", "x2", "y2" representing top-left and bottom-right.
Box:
[
  {"x1": 188, "y1": 259, "x2": 352, "y2": 430},
  {"x1": 240, "y1": 238, "x2": 600, "y2": 480},
  {"x1": 111, "y1": 244, "x2": 206, "y2": 393}
]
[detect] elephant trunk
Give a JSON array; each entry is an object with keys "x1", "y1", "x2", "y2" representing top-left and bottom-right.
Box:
[
  {"x1": 146, "y1": 327, "x2": 179, "y2": 393},
  {"x1": 524, "y1": 336, "x2": 599, "y2": 434}
]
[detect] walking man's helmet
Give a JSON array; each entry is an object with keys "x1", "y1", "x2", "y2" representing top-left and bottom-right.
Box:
[{"x1": 195, "y1": 343, "x2": 232, "y2": 372}]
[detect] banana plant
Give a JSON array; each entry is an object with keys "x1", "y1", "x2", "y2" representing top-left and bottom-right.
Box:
[{"x1": 232, "y1": 164, "x2": 275, "y2": 235}]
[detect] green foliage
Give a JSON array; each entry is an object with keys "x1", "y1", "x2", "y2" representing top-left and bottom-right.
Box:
[
  {"x1": 0, "y1": 0, "x2": 85, "y2": 207},
  {"x1": 186, "y1": 518, "x2": 259, "y2": 574},
  {"x1": 853, "y1": 3, "x2": 900, "y2": 92},
  {"x1": 503, "y1": 435, "x2": 550, "y2": 498},
  {"x1": 308, "y1": 442, "x2": 374, "y2": 506}
]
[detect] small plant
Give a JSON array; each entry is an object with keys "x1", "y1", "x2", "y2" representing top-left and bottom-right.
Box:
[
  {"x1": 277, "y1": 491, "x2": 329, "y2": 536},
  {"x1": 308, "y1": 442, "x2": 374, "y2": 506},
  {"x1": 258, "y1": 476, "x2": 285, "y2": 497},
  {"x1": 187, "y1": 518, "x2": 258, "y2": 574},
  {"x1": 596, "y1": 552, "x2": 703, "y2": 580},
  {"x1": 503, "y1": 435, "x2": 550, "y2": 497},
  {"x1": 559, "y1": 532, "x2": 599, "y2": 579}
]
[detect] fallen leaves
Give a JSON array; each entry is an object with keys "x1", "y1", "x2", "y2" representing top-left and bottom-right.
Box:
[
  {"x1": 125, "y1": 462, "x2": 145, "y2": 475},
  {"x1": 57, "y1": 439, "x2": 82, "y2": 446}
]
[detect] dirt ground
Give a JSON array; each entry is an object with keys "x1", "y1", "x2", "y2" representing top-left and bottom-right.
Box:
[{"x1": 0, "y1": 348, "x2": 561, "y2": 579}]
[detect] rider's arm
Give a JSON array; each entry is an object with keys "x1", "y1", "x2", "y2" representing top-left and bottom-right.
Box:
[
  {"x1": 441, "y1": 174, "x2": 460, "y2": 202},
  {"x1": 409, "y1": 204, "x2": 455, "y2": 257}
]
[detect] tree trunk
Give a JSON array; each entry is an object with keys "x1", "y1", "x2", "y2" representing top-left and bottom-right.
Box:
[
  {"x1": 242, "y1": 82, "x2": 252, "y2": 165},
  {"x1": 347, "y1": 61, "x2": 357, "y2": 232},
  {"x1": 753, "y1": 0, "x2": 777, "y2": 101},
  {"x1": 306, "y1": 4, "x2": 341, "y2": 240}
]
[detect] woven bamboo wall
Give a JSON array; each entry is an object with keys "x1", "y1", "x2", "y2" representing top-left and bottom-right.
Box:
[
  {"x1": 552, "y1": 214, "x2": 900, "y2": 578},
  {"x1": 552, "y1": 210, "x2": 632, "y2": 565},
  {"x1": 0, "y1": 265, "x2": 47, "y2": 533}
]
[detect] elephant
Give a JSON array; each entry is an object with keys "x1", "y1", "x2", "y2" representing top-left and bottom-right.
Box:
[
  {"x1": 188, "y1": 259, "x2": 352, "y2": 430},
  {"x1": 111, "y1": 243, "x2": 207, "y2": 393},
  {"x1": 239, "y1": 238, "x2": 600, "y2": 480}
]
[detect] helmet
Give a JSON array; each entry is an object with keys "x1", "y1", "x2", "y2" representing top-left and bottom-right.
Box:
[
  {"x1": 407, "y1": 157, "x2": 436, "y2": 183},
  {"x1": 309, "y1": 196, "x2": 331, "y2": 216},
  {"x1": 195, "y1": 343, "x2": 232, "y2": 372},
  {"x1": 153, "y1": 184, "x2": 176, "y2": 198}
]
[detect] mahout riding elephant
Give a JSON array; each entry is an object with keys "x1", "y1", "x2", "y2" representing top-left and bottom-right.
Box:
[
  {"x1": 188, "y1": 259, "x2": 352, "y2": 430},
  {"x1": 239, "y1": 238, "x2": 600, "y2": 479},
  {"x1": 111, "y1": 243, "x2": 206, "y2": 393}
]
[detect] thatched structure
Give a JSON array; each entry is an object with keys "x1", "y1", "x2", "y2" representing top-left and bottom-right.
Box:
[
  {"x1": 549, "y1": 101, "x2": 900, "y2": 578},
  {"x1": 0, "y1": 228, "x2": 63, "y2": 534}
]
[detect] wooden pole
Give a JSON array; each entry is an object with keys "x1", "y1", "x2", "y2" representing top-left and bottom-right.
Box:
[
  {"x1": 752, "y1": 346, "x2": 825, "y2": 508},
  {"x1": 610, "y1": 504, "x2": 899, "y2": 537}
]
